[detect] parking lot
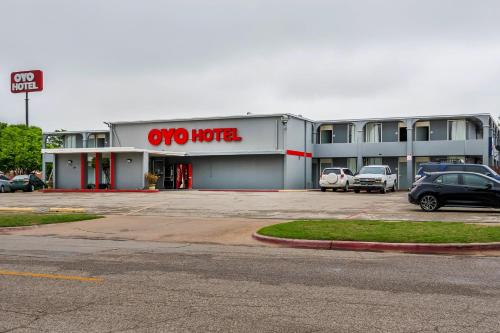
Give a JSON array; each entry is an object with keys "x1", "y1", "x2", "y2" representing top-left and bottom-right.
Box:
[{"x1": 1, "y1": 190, "x2": 499, "y2": 222}]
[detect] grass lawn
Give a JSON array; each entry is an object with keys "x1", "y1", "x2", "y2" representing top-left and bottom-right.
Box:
[
  {"x1": 0, "y1": 214, "x2": 103, "y2": 228},
  {"x1": 257, "y1": 219, "x2": 500, "y2": 244}
]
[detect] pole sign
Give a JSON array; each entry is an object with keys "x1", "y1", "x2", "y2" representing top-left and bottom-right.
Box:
[{"x1": 10, "y1": 70, "x2": 43, "y2": 93}]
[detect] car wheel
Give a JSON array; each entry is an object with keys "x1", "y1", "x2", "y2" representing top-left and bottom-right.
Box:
[
  {"x1": 320, "y1": 187, "x2": 326, "y2": 192},
  {"x1": 354, "y1": 189, "x2": 360, "y2": 193},
  {"x1": 367, "y1": 189, "x2": 371, "y2": 193},
  {"x1": 343, "y1": 182, "x2": 349, "y2": 192},
  {"x1": 31, "y1": 185, "x2": 35, "y2": 192},
  {"x1": 391, "y1": 182, "x2": 397, "y2": 192},
  {"x1": 419, "y1": 194, "x2": 439, "y2": 212},
  {"x1": 0, "y1": 185, "x2": 4, "y2": 193},
  {"x1": 332, "y1": 188, "x2": 337, "y2": 192}
]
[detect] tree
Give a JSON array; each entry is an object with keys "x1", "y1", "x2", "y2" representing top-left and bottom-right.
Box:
[
  {"x1": 0, "y1": 125, "x2": 42, "y2": 174},
  {"x1": 45, "y1": 129, "x2": 66, "y2": 149}
]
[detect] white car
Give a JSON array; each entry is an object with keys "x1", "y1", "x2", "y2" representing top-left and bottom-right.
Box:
[
  {"x1": 353, "y1": 165, "x2": 398, "y2": 194},
  {"x1": 319, "y1": 167, "x2": 355, "y2": 192}
]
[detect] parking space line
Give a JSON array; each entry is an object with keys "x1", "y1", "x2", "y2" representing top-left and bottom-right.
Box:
[{"x1": 0, "y1": 269, "x2": 103, "y2": 283}]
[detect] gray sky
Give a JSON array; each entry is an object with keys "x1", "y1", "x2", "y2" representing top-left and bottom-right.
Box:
[{"x1": 1, "y1": 0, "x2": 500, "y2": 131}]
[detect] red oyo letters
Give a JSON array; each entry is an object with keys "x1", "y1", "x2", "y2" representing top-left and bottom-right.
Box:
[{"x1": 148, "y1": 128, "x2": 242, "y2": 145}]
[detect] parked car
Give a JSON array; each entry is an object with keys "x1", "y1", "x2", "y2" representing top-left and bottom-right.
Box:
[
  {"x1": 319, "y1": 167, "x2": 355, "y2": 192},
  {"x1": 0, "y1": 175, "x2": 12, "y2": 193},
  {"x1": 353, "y1": 165, "x2": 398, "y2": 194},
  {"x1": 9, "y1": 174, "x2": 45, "y2": 192},
  {"x1": 408, "y1": 171, "x2": 500, "y2": 211},
  {"x1": 415, "y1": 163, "x2": 500, "y2": 182}
]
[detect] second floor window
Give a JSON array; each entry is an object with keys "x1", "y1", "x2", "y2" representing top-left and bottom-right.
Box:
[
  {"x1": 320, "y1": 125, "x2": 333, "y2": 144},
  {"x1": 448, "y1": 120, "x2": 466, "y2": 140},
  {"x1": 64, "y1": 135, "x2": 77, "y2": 148},
  {"x1": 365, "y1": 123, "x2": 382, "y2": 143}
]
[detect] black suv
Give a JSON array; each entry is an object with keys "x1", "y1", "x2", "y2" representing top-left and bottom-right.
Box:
[
  {"x1": 415, "y1": 163, "x2": 500, "y2": 182},
  {"x1": 408, "y1": 172, "x2": 500, "y2": 211}
]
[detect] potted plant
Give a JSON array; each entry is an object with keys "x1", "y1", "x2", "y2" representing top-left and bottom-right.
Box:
[{"x1": 145, "y1": 172, "x2": 159, "y2": 190}]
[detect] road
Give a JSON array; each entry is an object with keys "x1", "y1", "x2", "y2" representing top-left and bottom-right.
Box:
[{"x1": 1, "y1": 236, "x2": 499, "y2": 332}]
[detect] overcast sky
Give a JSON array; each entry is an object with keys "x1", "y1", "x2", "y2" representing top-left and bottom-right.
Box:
[{"x1": 1, "y1": 0, "x2": 500, "y2": 131}]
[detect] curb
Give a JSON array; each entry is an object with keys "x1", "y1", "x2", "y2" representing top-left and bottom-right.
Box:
[
  {"x1": 252, "y1": 233, "x2": 500, "y2": 254},
  {"x1": 42, "y1": 189, "x2": 159, "y2": 193}
]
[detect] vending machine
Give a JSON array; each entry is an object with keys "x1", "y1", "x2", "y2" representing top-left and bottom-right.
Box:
[{"x1": 175, "y1": 163, "x2": 192, "y2": 189}]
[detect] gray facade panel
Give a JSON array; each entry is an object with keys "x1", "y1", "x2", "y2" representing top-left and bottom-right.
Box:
[
  {"x1": 115, "y1": 153, "x2": 144, "y2": 189},
  {"x1": 55, "y1": 154, "x2": 81, "y2": 189},
  {"x1": 112, "y1": 117, "x2": 284, "y2": 154},
  {"x1": 191, "y1": 155, "x2": 284, "y2": 189}
]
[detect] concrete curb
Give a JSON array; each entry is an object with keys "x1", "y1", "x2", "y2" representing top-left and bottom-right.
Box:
[{"x1": 252, "y1": 233, "x2": 500, "y2": 254}]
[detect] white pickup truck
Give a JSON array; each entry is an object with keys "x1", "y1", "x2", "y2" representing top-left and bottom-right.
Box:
[{"x1": 353, "y1": 165, "x2": 398, "y2": 194}]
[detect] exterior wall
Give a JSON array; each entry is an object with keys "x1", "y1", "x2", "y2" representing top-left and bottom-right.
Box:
[
  {"x1": 115, "y1": 152, "x2": 144, "y2": 189},
  {"x1": 44, "y1": 113, "x2": 498, "y2": 190},
  {"x1": 191, "y1": 155, "x2": 284, "y2": 189},
  {"x1": 112, "y1": 116, "x2": 285, "y2": 153},
  {"x1": 284, "y1": 117, "x2": 314, "y2": 189},
  {"x1": 55, "y1": 153, "x2": 81, "y2": 189}
]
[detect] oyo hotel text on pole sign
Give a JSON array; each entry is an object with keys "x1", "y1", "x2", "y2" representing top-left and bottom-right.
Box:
[
  {"x1": 10, "y1": 70, "x2": 44, "y2": 93},
  {"x1": 148, "y1": 128, "x2": 242, "y2": 145}
]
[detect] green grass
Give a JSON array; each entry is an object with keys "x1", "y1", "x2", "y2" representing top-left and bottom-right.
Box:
[
  {"x1": 0, "y1": 214, "x2": 103, "y2": 228},
  {"x1": 257, "y1": 219, "x2": 500, "y2": 244}
]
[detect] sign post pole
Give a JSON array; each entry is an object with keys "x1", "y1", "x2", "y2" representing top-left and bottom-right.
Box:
[{"x1": 25, "y1": 92, "x2": 29, "y2": 126}]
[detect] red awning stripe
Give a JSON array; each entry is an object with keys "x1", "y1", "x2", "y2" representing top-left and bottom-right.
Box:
[{"x1": 286, "y1": 150, "x2": 313, "y2": 158}]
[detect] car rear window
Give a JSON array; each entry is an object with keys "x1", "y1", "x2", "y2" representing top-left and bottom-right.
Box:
[
  {"x1": 12, "y1": 175, "x2": 29, "y2": 180},
  {"x1": 323, "y1": 169, "x2": 341, "y2": 175}
]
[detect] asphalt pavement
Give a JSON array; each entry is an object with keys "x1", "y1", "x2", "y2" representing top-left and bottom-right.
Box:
[{"x1": 1, "y1": 235, "x2": 499, "y2": 332}]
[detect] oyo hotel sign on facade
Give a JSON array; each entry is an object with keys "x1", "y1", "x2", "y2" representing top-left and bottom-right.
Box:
[
  {"x1": 148, "y1": 128, "x2": 242, "y2": 145},
  {"x1": 10, "y1": 70, "x2": 44, "y2": 93}
]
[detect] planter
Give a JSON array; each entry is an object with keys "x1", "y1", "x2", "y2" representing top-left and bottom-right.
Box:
[{"x1": 148, "y1": 185, "x2": 156, "y2": 190}]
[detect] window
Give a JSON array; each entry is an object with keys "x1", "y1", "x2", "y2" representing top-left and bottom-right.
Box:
[
  {"x1": 320, "y1": 159, "x2": 332, "y2": 173},
  {"x1": 462, "y1": 174, "x2": 490, "y2": 187},
  {"x1": 415, "y1": 121, "x2": 430, "y2": 141},
  {"x1": 320, "y1": 125, "x2": 333, "y2": 144},
  {"x1": 323, "y1": 168, "x2": 341, "y2": 175},
  {"x1": 448, "y1": 120, "x2": 466, "y2": 140},
  {"x1": 347, "y1": 158, "x2": 357, "y2": 173},
  {"x1": 348, "y1": 124, "x2": 356, "y2": 143},
  {"x1": 359, "y1": 166, "x2": 386, "y2": 174},
  {"x1": 434, "y1": 174, "x2": 459, "y2": 185},
  {"x1": 64, "y1": 135, "x2": 77, "y2": 148},
  {"x1": 365, "y1": 157, "x2": 382, "y2": 165},
  {"x1": 343, "y1": 169, "x2": 353, "y2": 176},
  {"x1": 464, "y1": 165, "x2": 487, "y2": 174},
  {"x1": 399, "y1": 122, "x2": 407, "y2": 142},
  {"x1": 365, "y1": 123, "x2": 382, "y2": 143}
]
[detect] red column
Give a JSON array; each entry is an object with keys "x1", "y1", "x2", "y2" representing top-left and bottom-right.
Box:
[
  {"x1": 110, "y1": 152, "x2": 115, "y2": 190},
  {"x1": 80, "y1": 153, "x2": 86, "y2": 189},
  {"x1": 188, "y1": 163, "x2": 193, "y2": 189},
  {"x1": 95, "y1": 153, "x2": 101, "y2": 190}
]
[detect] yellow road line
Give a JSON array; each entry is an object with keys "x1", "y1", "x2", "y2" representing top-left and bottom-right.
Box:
[{"x1": 0, "y1": 270, "x2": 103, "y2": 282}]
